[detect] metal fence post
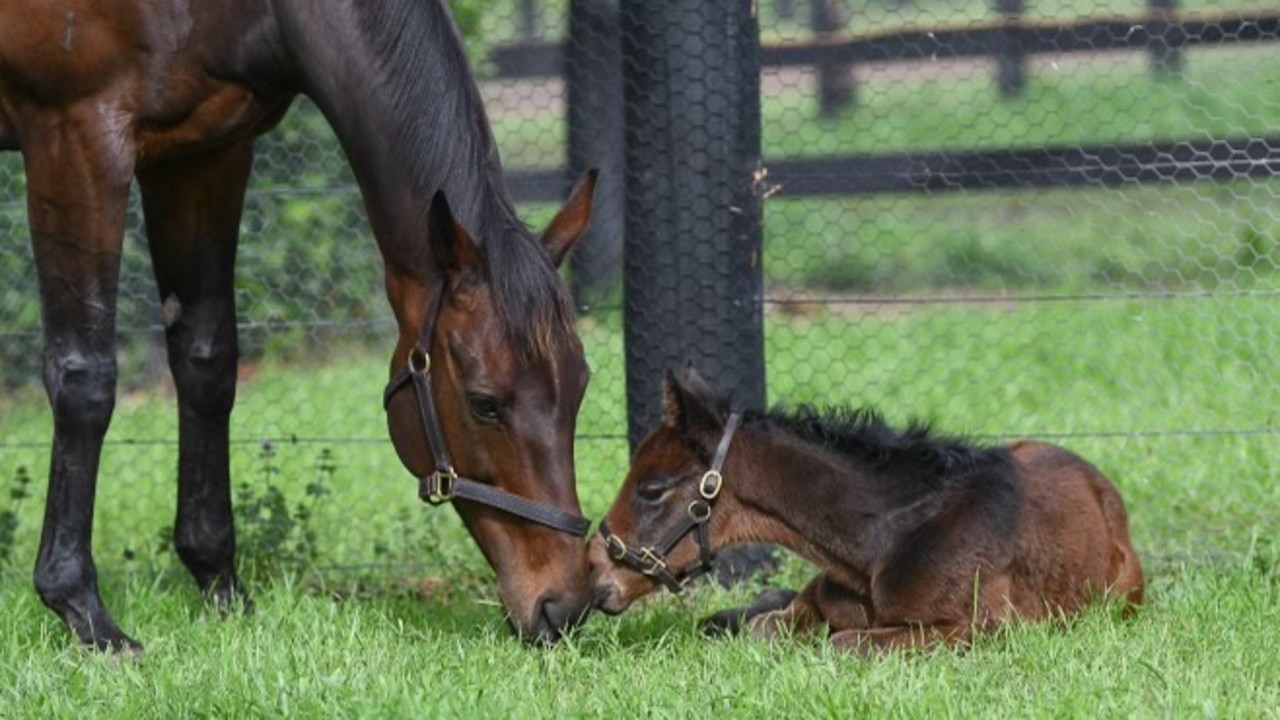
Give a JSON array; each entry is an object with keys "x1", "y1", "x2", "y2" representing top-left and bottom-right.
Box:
[
  {"x1": 567, "y1": 0, "x2": 624, "y2": 311},
  {"x1": 620, "y1": 0, "x2": 766, "y2": 449}
]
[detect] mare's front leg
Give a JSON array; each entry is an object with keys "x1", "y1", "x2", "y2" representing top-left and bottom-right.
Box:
[
  {"x1": 137, "y1": 141, "x2": 254, "y2": 613},
  {"x1": 25, "y1": 106, "x2": 138, "y2": 651}
]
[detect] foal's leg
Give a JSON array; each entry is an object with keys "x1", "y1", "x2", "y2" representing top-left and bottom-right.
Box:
[
  {"x1": 701, "y1": 587, "x2": 799, "y2": 636},
  {"x1": 25, "y1": 106, "x2": 138, "y2": 651},
  {"x1": 137, "y1": 141, "x2": 254, "y2": 612},
  {"x1": 747, "y1": 572, "x2": 872, "y2": 640},
  {"x1": 829, "y1": 623, "x2": 971, "y2": 656}
]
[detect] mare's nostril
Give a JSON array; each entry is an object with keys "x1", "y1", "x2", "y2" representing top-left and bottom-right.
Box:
[{"x1": 529, "y1": 593, "x2": 592, "y2": 645}]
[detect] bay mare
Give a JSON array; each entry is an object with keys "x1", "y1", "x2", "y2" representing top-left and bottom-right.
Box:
[{"x1": 0, "y1": 0, "x2": 598, "y2": 650}]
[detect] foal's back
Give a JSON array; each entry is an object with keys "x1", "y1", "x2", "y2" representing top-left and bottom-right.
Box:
[{"x1": 1005, "y1": 441, "x2": 1144, "y2": 618}]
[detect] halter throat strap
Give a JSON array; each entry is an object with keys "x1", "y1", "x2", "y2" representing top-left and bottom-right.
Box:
[
  {"x1": 383, "y1": 286, "x2": 591, "y2": 538},
  {"x1": 599, "y1": 412, "x2": 742, "y2": 592}
]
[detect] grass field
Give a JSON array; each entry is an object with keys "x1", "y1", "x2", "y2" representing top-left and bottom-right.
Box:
[{"x1": 2, "y1": 296, "x2": 1279, "y2": 717}]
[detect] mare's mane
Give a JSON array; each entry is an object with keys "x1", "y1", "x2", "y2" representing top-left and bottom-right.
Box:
[{"x1": 355, "y1": 1, "x2": 575, "y2": 361}]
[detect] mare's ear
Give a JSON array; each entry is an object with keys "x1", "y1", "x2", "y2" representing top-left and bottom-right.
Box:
[
  {"x1": 428, "y1": 190, "x2": 483, "y2": 282},
  {"x1": 662, "y1": 365, "x2": 723, "y2": 435},
  {"x1": 540, "y1": 169, "x2": 597, "y2": 267}
]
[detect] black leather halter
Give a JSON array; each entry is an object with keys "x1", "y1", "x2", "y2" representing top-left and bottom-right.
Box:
[
  {"x1": 382, "y1": 286, "x2": 592, "y2": 538},
  {"x1": 598, "y1": 412, "x2": 742, "y2": 593}
]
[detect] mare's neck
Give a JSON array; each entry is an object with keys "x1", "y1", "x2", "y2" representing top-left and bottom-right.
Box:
[{"x1": 277, "y1": 0, "x2": 518, "y2": 289}]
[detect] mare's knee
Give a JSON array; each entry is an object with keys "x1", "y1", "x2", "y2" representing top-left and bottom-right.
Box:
[
  {"x1": 166, "y1": 324, "x2": 238, "y2": 418},
  {"x1": 44, "y1": 353, "x2": 117, "y2": 431}
]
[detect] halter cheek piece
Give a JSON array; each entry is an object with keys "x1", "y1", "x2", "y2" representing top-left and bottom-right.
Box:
[
  {"x1": 382, "y1": 286, "x2": 591, "y2": 538},
  {"x1": 598, "y1": 412, "x2": 742, "y2": 593}
]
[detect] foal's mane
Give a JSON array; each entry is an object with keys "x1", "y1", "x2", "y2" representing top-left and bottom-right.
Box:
[
  {"x1": 747, "y1": 404, "x2": 1012, "y2": 485},
  {"x1": 355, "y1": 0, "x2": 576, "y2": 362}
]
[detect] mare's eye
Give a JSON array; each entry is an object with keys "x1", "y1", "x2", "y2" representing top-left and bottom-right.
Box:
[{"x1": 467, "y1": 393, "x2": 503, "y2": 423}]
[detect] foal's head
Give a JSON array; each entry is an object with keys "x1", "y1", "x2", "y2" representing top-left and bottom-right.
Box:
[
  {"x1": 590, "y1": 367, "x2": 742, "y2": 614},
  {"x1": 384, "y1": 173, "x2": 597, "y2": 643}
]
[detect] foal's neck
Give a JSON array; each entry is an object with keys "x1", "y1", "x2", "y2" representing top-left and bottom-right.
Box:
[{"x1": 721, "y1": 426, "x2": 943, "y2": 582}]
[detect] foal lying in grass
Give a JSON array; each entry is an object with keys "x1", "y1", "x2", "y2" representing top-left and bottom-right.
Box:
[{"x1": 589, "y1": 368, "x2": 1145, "y2": 654}]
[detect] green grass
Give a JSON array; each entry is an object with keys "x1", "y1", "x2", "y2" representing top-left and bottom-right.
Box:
[
  {"x1": 2, "y1": 297, "x2": 1279, "y2": 716},
  {"x1": 1, "y1": 547, "x2": 1278, "y2": 716}
]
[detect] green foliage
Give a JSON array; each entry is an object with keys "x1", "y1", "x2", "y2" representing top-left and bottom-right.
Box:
[
  {"x1": 0, "y1": 466, "x2": 32, "y2": 568},
  {"x1": 232, "y1": 444, "x2": 334, "y2": 581}
]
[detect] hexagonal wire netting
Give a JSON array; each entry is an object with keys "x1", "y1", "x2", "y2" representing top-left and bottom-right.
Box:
[{"x1": 1, "y1": 0, "x2": 1278, "y2": 581}]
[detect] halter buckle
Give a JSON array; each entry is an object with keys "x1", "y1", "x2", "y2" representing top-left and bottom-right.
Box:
[
  {"x1": 688, "y1": 499, "x2": 712, "y2": 523},
  {"x1": 421, "y1": 467, "x2": 458, "y2": 505},
  {"x1": 699, "y1": 469, "x2": 723, "y2": 500},
  {"x1": 605, "y1": 534, "x2": 628, "y2": 561},
  {"x1": 638, "y1": 548, "x2": 668, "y2": 576},
  {"x1": 408, "y1": 347, "x2": 431, "y2": 375}
]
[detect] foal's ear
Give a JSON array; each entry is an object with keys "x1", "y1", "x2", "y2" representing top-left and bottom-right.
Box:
[
  {"x1": 662, "y1": 366, "x2": 723, "y2": 434},
  {"x1": 540, "y1": 169, "x2": 597, "y2": 268},
  {"x1": 428, "y1": 190, "x2": 483, "y2": 279}
]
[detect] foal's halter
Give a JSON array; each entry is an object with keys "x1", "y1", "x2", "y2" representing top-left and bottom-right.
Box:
[
  {"x1": 598, "y1": 412, "x2": 742, "y2": 593},
  {"x1": 382, "y1": 286, "x2": 592, "y2": 538}
]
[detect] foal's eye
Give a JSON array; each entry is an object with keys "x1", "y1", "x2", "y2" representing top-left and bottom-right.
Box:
[
  {"x1": 637, "y1": 478, "x2": 670, "y2": 503},
  {"x1": 466, "y1": 393, "x2": 503, "y2": 423}
]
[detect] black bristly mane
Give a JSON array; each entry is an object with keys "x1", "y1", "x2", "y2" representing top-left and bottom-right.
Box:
[
  {"x1": 354, "y1": 0, "x2": 575, "y2": 361},
  {"x1": 747, "y1": 404, "x2": 1014, "y2": 489}
]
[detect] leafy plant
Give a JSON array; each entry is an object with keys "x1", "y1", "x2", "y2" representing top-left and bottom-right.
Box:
[
  {"x1": 232, "y1": 444, "x2": 334, "y2": 582},
  {"x1": 0, "y1": 465, "x2": 32, "y2": 568}
]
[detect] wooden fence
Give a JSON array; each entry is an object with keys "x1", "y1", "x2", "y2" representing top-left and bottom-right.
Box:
[{"x1": 493, "y1": 5, "x2": 1280, "y2": 202}]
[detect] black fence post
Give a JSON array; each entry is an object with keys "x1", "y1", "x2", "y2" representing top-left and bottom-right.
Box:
[
  {"x1": 519, "y1": 0, "x2": 539, "y2": 39},
  {"x1": 994, "y1": 0, "x2": 1025, "y2": 97},
  {"x1": 812, "y1": 0, "x2": 855, "y2": 117},
  {"x1": 567, "y1": 0, "x2": 624, "y2": 310},
  {"x1": 620, "y1": 0, "x2": 767, "y2": 448},
  {"x1": 1148, "y1": 0, "x2": 1185, "y2": 76}
]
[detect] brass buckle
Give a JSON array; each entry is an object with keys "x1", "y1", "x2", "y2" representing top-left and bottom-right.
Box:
[
  {"x1": 423, "y1": 467, "x2": 457, "y2": 505},
  {"x1": 408, "y1": 347, "x2": 431, "y2": 375},
  {"x1": 699, "y1": 469, "x2": 722, "y2": 500},
  {"x1": 605, "y1": 534, "x2": 628, "y2": 561},
  {"x1": 688, "y1": 499, "x2": 711, "y2": 523},
  {"x1": 638, "y1": 548, "x2": 668, "y2": 576}
]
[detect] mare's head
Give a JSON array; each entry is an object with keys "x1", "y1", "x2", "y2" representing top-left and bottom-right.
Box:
[
  {"x1": 590, "y1": 367, "x2": 741, "y2": 614},
  {"x1": 384, "y1": 172, "x2": 597, "y2": 643}
]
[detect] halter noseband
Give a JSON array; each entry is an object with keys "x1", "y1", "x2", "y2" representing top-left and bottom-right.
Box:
[
  {"x1": 382, "y1": 286, "x2": 591, "y2": 538},
  {"x1": 597, "y1": 412, "x2": 742, "y2": 593}
]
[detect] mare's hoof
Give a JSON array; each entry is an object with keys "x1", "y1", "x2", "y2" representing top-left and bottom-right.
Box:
[
  {"x1": 86, "y1": 633, "x2": 145, "y2": 664},
  {"x1": 700, "y1": 587, "x2": 799, "y2": 637},
  {"x1": 206, "y1": 578, "x2": 254, "y2": 617}
]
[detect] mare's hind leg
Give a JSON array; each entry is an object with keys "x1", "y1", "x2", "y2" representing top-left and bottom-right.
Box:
[
  {"x1": 25, "y1": 108, "x2": 138, "y2": 651},
  {"x1": 137, "y1": 141, "x2": 254, "y2": 612}
]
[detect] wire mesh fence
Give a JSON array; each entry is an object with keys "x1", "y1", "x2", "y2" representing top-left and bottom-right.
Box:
[{"x1": 2, "y1": 0, "x2": 1278, "y2": 580}]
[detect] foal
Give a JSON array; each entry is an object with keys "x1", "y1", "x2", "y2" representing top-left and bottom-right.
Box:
[{"x1": 590, "y1": 368, "x2": 1144, "y2": 654}]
